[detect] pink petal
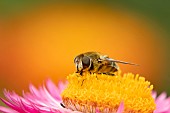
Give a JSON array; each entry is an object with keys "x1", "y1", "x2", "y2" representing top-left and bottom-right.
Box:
[
  {"x1": 95, "y1": 108, "x2": 100, "y2": 113},
  {"x1": 117, "y1": 102, "x2": 124, "y2": 113},
  {"x1": 152, "y1": 91, "x2": 157, "y2": 99},
  {"x1": 0, "y1": 98, "x2": 23, "y2": 113},
  {"x1": 0, "y1": 80, "x2": 76, "y2": 113},
  {"x1": 46, "y1": 79, "x2": 62, "y2": 101},
  {"x1": 156, "y1": 92, "x2": 167, "y2": 103},
  {"x1": 58, "y1": 81, "x2": 67, "y2": 93},
  {"x1": 0, "y1": 106, "x2": 19, "y2": 113},
  {"x1": 154, "y1": 92, "x2": 170, "y2": 113}
]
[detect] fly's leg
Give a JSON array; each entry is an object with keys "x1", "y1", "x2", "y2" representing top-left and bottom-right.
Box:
[
  {"x1": 81, "y1": 79, "x2": 86, "y2": 86},
  {"x1": 103, "y1": 72, "x2": 115, "y2": 76}
]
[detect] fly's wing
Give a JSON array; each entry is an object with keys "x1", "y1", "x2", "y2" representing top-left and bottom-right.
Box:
[
  {"x1": 105, "y1": 58, "x2": 139, "y2": 66},
  {"x1": 98, "y1": 57, "x2": 138, "y2": 74}
]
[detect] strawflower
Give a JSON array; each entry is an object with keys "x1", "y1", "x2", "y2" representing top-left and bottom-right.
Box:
[{"x1": 0, "y1": 72, "x2": 169, "y2": 113}]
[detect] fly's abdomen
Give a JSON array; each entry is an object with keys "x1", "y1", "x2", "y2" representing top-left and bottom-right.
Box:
[{"x1": 96, "y1": 65, "x2": 118, "y2": 75}]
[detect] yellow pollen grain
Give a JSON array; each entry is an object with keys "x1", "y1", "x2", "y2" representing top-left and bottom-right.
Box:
[{"x1": 62, "y1": 72, "x2": 156, "y2": 113}]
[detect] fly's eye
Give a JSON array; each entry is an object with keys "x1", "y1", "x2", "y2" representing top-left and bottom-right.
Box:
[{"x1": 82, "y1": 56, "x2": 91, "y2": 68}]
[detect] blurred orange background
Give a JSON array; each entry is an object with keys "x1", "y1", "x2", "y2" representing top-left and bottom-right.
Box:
[{"x1": 0, "y1": 1, "x2": 169, "y2": 100}]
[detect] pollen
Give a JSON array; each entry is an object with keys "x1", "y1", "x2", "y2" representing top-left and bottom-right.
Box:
[{"x1": 61, "y1": 72, "x2": 156, "y2": 113}]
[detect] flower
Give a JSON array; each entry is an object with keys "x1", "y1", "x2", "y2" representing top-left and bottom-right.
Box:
[
  {"x1": 0, "y1": 73, "x2": 169, "y2": 113},
  {"x1": 152, "y1": 91, "x2": 170, "y2": 113}
]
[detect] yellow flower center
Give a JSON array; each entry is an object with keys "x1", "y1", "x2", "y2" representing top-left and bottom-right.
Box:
[{"x1": 61, "y1": 72, "x2": 156, "y2": 113}]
